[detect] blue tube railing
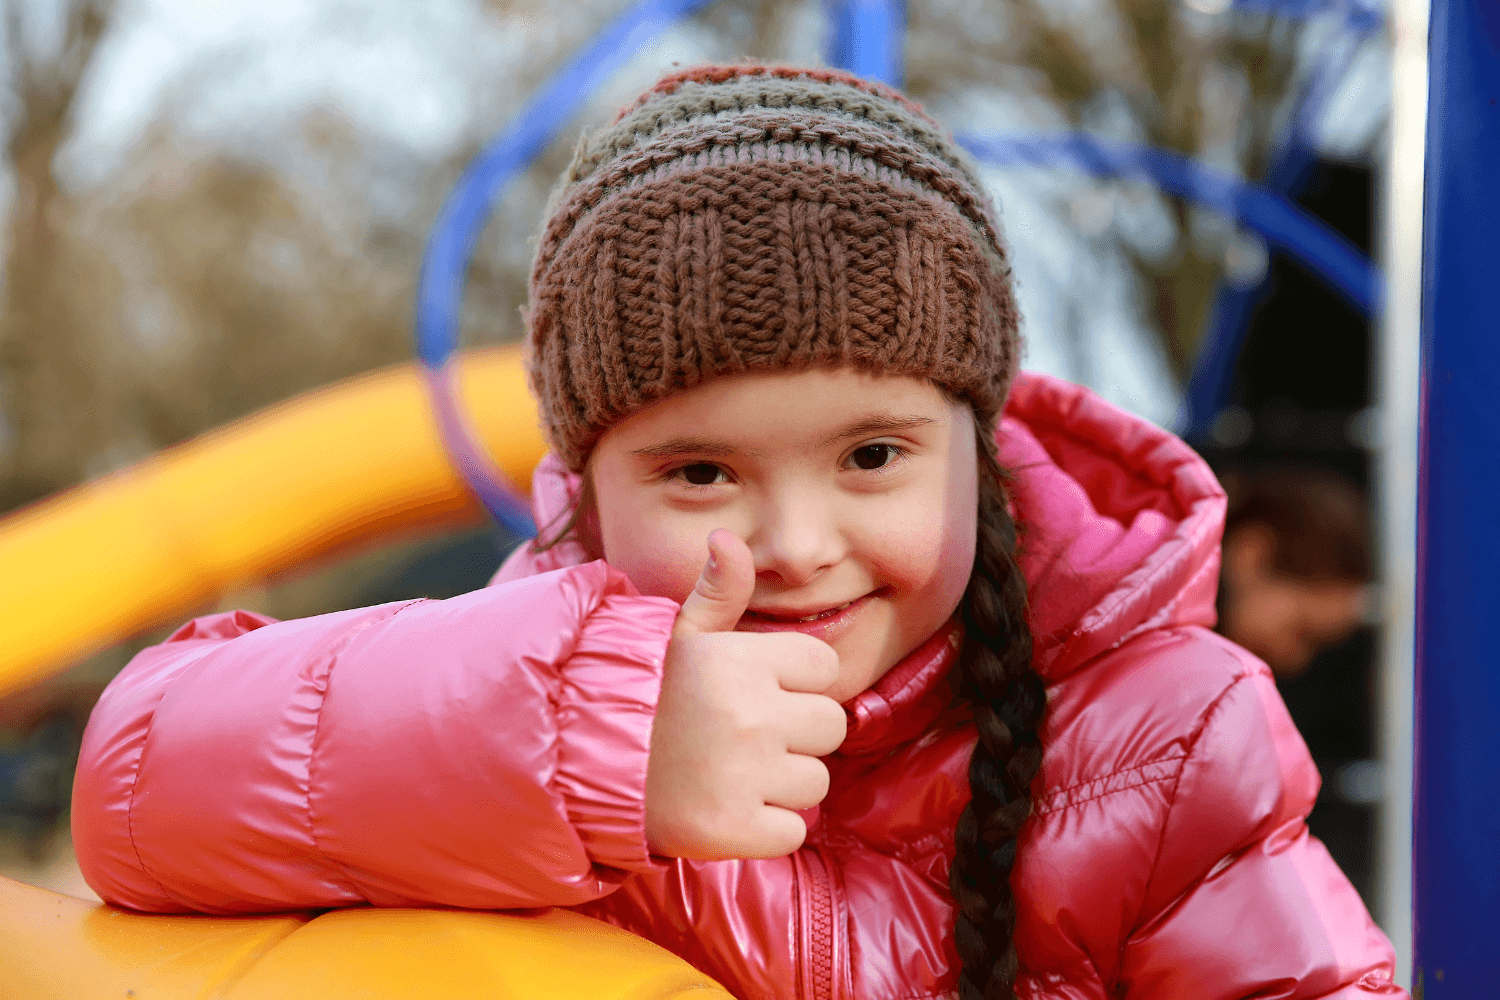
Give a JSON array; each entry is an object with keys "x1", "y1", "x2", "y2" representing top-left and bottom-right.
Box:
[
  {"x1": 955, "y1": 132, "x2": 1378, "y2": 318},
  {"x1": 1412, "y1": 0, "x2": 1500, "y2": 994},
  {"x1": 415, "y1": 0, "x2": 722, "y2": 536},
  {"x1": 1180, "y1": 0, "x2": 1384, "y2": 441},
  {"x1": 823, "y1": 0, "x2": 905, "y2": 87}
]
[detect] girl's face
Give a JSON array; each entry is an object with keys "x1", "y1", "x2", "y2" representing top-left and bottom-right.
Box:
[{"x1": 588, "y1": 368, "x2": 978, "y2": 703}]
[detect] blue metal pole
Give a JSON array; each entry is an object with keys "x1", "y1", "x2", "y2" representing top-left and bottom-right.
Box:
[
  {"x1": 1412, "y1": 0, "x2": 1500, "y2": 994},
  {"x1": 823, "y1": 0, "x2": 904, "y2": 87}
]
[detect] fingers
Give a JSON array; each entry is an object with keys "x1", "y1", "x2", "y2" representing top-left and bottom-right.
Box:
[
  {"x1": 780, "y1": 691, "x2": 848, "y2": 758},
  {"x1": 762, "y1": 752, "x2": 831, "y2": 812},
  {"x1": 772, "y1": 632, "x2": 841, "y2": 694},
  {"x1": 673, "y1": 529, "x2": 755, "y2": 637},
  {"x1": 650, "y1": 793, "x2": 814, "y2": 860},
  {"x1": 732, "y1": 807, "x2": 810, "y2": 859},
  {"x1": 652, "y1": 529, "x2": 851, "y2": 863}
]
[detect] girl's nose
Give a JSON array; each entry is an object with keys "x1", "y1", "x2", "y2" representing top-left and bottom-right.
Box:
[{"x1": 749, "y1": 491, "x2": 848, "y2": 588}]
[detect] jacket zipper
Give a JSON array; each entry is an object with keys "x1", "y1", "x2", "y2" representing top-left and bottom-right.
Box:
[{"x1": 793, "y1": 847, "x2": 841, "y2": 1000}]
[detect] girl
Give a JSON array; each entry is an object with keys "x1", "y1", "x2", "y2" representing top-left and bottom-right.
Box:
[{"x1": 72, "y1": 65, "x2": 1405, "y2": 1000}]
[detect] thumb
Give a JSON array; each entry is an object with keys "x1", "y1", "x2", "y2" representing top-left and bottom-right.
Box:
[{"x1": 674, "y1": 529, "x2": 755, "y2": 635}]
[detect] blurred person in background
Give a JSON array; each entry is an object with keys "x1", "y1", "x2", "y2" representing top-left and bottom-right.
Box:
[
  {"x1": 1216, "y1": 464, "x2": 1372, "y2": 678},
  {"x1": 1215, "y1": 462, "x2": 1379, "y2": 904}
]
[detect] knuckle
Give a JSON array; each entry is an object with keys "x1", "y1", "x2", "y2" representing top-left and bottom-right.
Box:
[
  {"x1": 693, "y1": 575, "x2": 725, "y2": 604},
  {"x1": 755, "y1": 813, "x2": 805, "y2": 858},
  {"x1": 813, "y1": 701, "x2": 847, "y2": 751},
  {"x1": 725, "y1": 699, "x2": 771, "y2": 740}
]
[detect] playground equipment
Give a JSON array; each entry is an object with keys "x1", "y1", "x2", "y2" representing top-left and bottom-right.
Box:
[
  {"x1": 1180, "y1": 0, "x2": 1384, "y2": 442},
  {"x1": 0, "y1": 875, "x2": 730, "y2": 999},
  {"x1": 1411, "y1": 0, "x2": 1498, "y2": 992},
  {"x1": 2, "y1": 0, "x2": 1451, "y2": 996},
  {"x1": 417, "y1": 0, "x2": 1380, "y2": 528},
  {"x1": 0, "y1": 348, "x2": 543, "y2": 701}
]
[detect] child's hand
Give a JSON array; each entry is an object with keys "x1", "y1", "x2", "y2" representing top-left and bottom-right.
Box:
[{"x1": 646, "y1": 529, "x2": 847, "y2": 859}]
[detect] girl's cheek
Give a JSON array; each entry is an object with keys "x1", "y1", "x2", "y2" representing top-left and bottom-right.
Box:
[
  {"x1": 601, "y1": 508, "x2": 708, "y2": 605},
  {"x1": 872, "y1": 488, "x2": 974, "y2": 588},
  {"x1": 622, "y1": 550, "x2": 703, "y2": 604},
  {"x1": 874, "y1": 503, "x2": 975, "y2": 638},
  {"x1": 872, "y1": 524, "x2": 943, "y2": 586}
]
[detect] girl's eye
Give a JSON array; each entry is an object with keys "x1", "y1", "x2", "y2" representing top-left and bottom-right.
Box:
[
  {"x1": 676, "y1": 462, "x2": 726, "y2": 486},
  {"x1": 849, "y1": 444, "x2": 900, "y2": 471}
]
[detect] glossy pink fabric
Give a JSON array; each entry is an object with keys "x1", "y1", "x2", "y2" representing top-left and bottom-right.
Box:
[{"x1": 73, "y1": 372, "x2": 1405, "y2": 1000}]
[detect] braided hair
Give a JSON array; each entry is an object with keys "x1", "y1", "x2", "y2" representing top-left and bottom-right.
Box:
[{"x1": 949, "y1": 428, "x2": 1046, "y2": 1000}]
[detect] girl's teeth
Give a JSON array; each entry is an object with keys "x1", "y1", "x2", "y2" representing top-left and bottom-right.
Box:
[{"x1": 795, "y1": 600, "x2": 853, "y2": 622}]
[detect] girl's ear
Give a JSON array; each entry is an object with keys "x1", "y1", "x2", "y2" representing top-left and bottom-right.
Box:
[{"x1": 574, "y1": 465, "x2": 605, "y2": 561}]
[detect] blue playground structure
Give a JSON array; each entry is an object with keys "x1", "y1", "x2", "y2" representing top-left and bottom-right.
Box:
[
  {"x1": 1412, "y1": 0, "x2": 1498, "y2": 991},
  {"x1": 412, "y1": 0, "x2": 1494, "y2": 994}
]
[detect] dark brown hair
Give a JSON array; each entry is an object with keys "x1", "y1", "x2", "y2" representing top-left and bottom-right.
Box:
[
  {"x1": 949, "y1": 428, "x2": 1045, "y2": 1000},
  {"x1": 531, "y1": 469, "x2": 596, "y2": 555},
  {"x1": 1220, "y1": 464, "x2": 1371, "y2": 582}
]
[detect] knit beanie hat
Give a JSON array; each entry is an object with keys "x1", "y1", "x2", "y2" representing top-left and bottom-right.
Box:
[{"x1": 526, "y1": 64, "x2": 1020, "y2": 471}]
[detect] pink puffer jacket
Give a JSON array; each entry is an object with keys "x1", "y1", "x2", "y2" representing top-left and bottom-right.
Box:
[{"x1": 73, "y1": 372, "x2": 1404, "y2": 1000}]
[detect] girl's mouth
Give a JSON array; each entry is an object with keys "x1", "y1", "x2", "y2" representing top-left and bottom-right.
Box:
[
  {"x1": 744, "y1": 601, "x2": 855, "y2": 623},
  {"x1": 737, "y1": 590, "x2": 888, "y2": 641}
]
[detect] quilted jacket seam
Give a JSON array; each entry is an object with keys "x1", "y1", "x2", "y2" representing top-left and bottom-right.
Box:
[
  {"x1": 1008, "y1": 383, "x2": 1202, "y2": 505},
  {"x1": 1034, "y1": 755, "x2": 1187, "y2": 816},
  {"x1": 124, "y1": 674, "x2": 186, "y2": 905},
  {"x1": 305, "y1": 600, "x2": 426, "y2": 894},
  {"x1": 1135, "y1": 665, "x2": 1253, "y2": 929},
  {"x1": 1052, "y1": 509, "x2": 1221, "y2": 667}
]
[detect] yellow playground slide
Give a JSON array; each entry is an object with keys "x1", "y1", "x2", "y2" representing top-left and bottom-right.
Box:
[
  {"x1": 0, "y1": 347, "x2": 732, "y2": 999},
  {"x1": 0, "y1": 346, "x2": 539, "y2": 700}
]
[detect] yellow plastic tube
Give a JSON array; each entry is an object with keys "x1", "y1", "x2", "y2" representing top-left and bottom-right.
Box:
[
  {"x1": 0, "y1": 347, "x2": 546, "y2": 699},
  {"x1": 0, "y1": 875, "x2": 733, "y2": 999}
]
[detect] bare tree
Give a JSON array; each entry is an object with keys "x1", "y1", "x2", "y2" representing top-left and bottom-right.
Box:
[{"x1": 0, "y1": 0, "x2": 114, "y2": 510}]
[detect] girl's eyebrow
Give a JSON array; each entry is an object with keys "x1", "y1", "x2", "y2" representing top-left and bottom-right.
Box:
[
  {"x1": 632, "y1": 415, "x2": 935, "y2": 459},
  {"x1": 816, "y1": 414, "x2": 934, "y2": 446},
  {"x1": 631, "y1": 437, "x2": 745, "y2": 458}
]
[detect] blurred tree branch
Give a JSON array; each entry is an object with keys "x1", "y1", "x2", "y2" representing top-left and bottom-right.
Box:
[{"x1": 0, "y1": 0, "x2": 112, "y2": 509}]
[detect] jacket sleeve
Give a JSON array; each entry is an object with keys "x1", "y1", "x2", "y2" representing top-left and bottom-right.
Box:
[
  {"x1": 1119, "y1": 667, "x2": 1407, "y2": 999},
  {"x1": 72, "y1": 560, "x2": 678, "y2": 915}
]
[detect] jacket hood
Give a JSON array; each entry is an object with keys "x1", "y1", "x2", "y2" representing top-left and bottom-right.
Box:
[
  {"x1": 999, "y1": 373, "x2": 1225, "y2": 681},
  {"x1": 495, "y1": 371, "x2": 1226, "y2": 687}
]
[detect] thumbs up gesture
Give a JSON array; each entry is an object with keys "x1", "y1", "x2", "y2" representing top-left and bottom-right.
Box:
[{"x1": 645, "y1": 529, "x2": 848, "y2": 859}]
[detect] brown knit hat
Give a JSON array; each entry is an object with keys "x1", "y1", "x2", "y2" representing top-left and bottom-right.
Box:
[{"x1": 526, "y1": 64, "x2": 1020, "y2": 471}]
